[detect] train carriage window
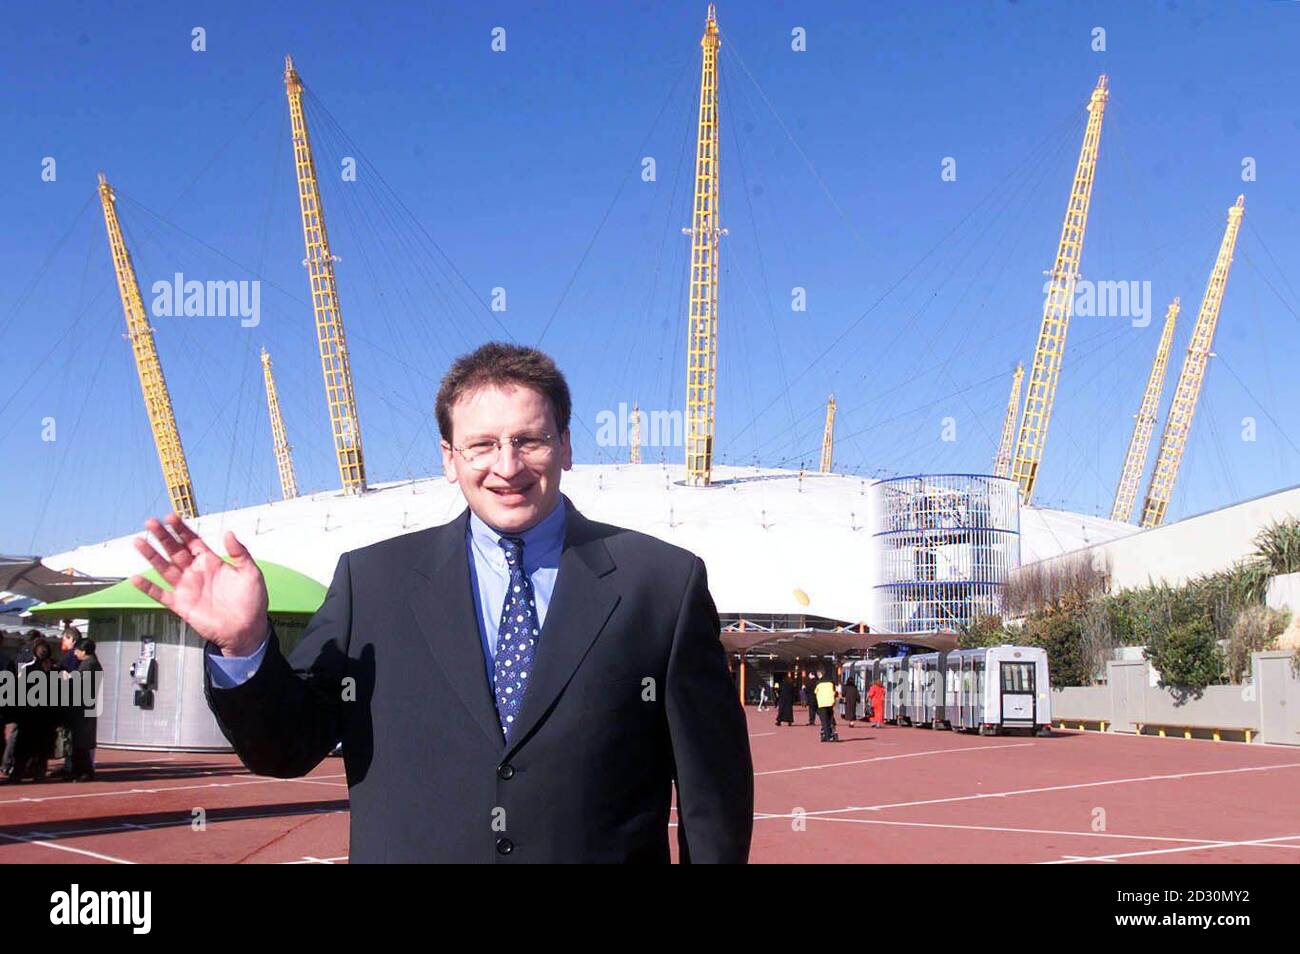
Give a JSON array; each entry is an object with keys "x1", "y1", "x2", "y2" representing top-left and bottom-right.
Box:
[{"x1": 1001, "y1": 662, "x2": 1034, "y2": 692}]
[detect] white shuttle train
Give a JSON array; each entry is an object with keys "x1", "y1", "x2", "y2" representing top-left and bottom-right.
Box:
[{"x1": 843, "y1": 646, "x2": 1052, "y2": 736}]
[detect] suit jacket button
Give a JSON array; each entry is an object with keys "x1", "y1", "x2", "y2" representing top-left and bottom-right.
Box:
[
  {"x1": 497, "y1": 763, "x2": 515, "y2": 780},
  {"x1": 496, "y1": 837, "x2": 514, "y2": 856}
]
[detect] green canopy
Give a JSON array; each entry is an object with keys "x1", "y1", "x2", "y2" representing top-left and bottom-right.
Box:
[{"x1": 28, "y1": 560, "x2": 326, "y2": 618}]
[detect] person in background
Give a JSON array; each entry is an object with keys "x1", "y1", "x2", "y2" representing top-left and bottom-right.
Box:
[
  {"x1": 757, "y1": 682, "x2": 770, "y2": 711},
  {"x1": 814, "y1": 671, "x2": 839, "y2": 742},
  {"x1": 16, "y1": 631, "x2": 37, "y2": 667},
  {"x1": 51, "y1": 623, "x2": 81, "y2": 779},
  {"x1": 775, "y1": 677, "x2": 796, "y2": 726},
  {"x1": 68, "y1": 639, "x2": 101, "y2": 782},
  {"x1": 0, "y1": 642, "x2": 16, "y2": 778},
  {"x1": 1, "y1": 633, "x2": 41, "y2": 778},
  {"x1": 841, "y1": 675, "x2": 860, "y2": 729},
  {"x1": 868, "y1": 679, "x2": 886, "y2": 728},
  {"x1": 5, "y1": 638, "x2": 58, "y2": 784},
  {"x1": 805, "y1": 672, "x2": 819, "y2": 725},
  {"x1": 57, "y1": 622, "x2": 81, "y2": 673}
]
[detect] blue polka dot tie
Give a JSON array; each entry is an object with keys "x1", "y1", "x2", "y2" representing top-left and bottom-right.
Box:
[{"x1": 493, "y1": 536, "x2": 539, "y2": 741}]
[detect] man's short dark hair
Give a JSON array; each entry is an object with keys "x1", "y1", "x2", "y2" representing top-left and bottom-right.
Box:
[
  {"x1": 76, "y1": 638, "x2": 96, "y2": 655},
  {"x1": 435, "y1": 342, "x2": 571, "y2": 443}
]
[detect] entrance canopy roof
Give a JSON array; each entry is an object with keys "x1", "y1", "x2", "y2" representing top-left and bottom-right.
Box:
[
  {"x1": 721, "y1": 629, "x2": 958, "y2": 661},
  {"x1": 0, "y1": 554, "x2": 118, "y2": 604},
  {"x1": 29, "y1": 560, "x2": 325, "y2": 618}
]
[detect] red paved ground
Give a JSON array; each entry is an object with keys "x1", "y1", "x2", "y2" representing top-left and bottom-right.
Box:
[{"x1": 2, "y1": 707, "x2": 1298, "y2": 864}]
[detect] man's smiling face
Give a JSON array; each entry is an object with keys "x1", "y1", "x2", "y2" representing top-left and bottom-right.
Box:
[{"x1": 440, "y1": 382, "x2": 572, "y2": 533}]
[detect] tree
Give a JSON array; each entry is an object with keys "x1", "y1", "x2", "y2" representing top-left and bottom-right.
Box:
[
  {"x1": 1025, "y1": 609, "x2": 1091, "y2": 687},
  {"x1": 1145, "y1": 614, "x2": 1223, "y2": 696},
  {"x1": 959, "y1": 614, "x2": 1009, "y2": 649}
]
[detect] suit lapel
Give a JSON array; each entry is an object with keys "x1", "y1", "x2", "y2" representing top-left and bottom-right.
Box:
[
  {"x1": 409, "y1": 509, "x2": 505, "y2": 750},
  {"x1": 504, "y1": 503, "x2": 620, "y2": 757}
]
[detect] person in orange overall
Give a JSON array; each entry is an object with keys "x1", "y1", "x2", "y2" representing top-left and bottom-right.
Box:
[{"x1": 868, "y1": 680, "x2": 886, "y2": 728}]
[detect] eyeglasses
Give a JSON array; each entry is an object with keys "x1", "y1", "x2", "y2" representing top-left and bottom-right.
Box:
[{"x1": 450, "y1": 433, "x2": 556, "y2": 470}]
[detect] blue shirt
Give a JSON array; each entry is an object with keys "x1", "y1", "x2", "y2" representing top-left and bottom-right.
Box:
[
  {"x1": 465, "y1": 498, "x2": 565, "y2": 689},
  {"x1": 206, "y1": 499, "x2": 568, "y2": 691}
]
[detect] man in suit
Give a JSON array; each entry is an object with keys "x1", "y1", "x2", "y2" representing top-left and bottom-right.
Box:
[{"x1": 129, "y1": 342, "x2": 753, "y2": 863}]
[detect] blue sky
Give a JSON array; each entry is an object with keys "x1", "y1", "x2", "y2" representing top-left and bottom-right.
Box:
[{"x1": 2, "y1": 0, "x2": 1298, "y2": 556}]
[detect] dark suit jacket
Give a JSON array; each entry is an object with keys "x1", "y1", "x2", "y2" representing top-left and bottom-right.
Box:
[
  {"x1": 71, "y1": 655, "x2": 102, "y2": 750},
  {"x1": 205, "y1": 498, "x2": 754, "y2": 863}
]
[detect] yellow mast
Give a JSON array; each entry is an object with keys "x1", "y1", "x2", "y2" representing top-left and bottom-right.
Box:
[
  {"x1": 629, "y1": 402, "x2": 642, "y2": 464},
  {"x1": 992, "y1": 363, "x2": 1024, "y2": 479},
  {"x1": 1111, "y1": 298, "x2": 1179, "y2": 523},
  {"x1": 97, "y1": 173, "x2": 199, "y2": 519},
  {"x1": 684, "y1": 5, "x2": 722, "y2": 486},
  {"x1": 260, "y1": 348, "x2": 299, "y2": 500},
  {"x1": 284, "y1": 55, "x2": 366, "y2": 494},
  {"x1": 1140, "y1": 196, "x2": 1245, "y2": 528},
  {"x1": 819, "y1": 394, "x2": 836, "y2": 474},
  {"x1": 1010, "y1": 76, "x2": 1109, "y2": 505}
]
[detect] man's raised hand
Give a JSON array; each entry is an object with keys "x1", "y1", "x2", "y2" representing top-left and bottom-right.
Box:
[{"x1": 129, "y1": 513, "x2": 269, "y2": 657}]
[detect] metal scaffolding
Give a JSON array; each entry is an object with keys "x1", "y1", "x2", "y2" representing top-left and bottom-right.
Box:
[{"x1": 871, "y1": 474, "x2": 1020, "y2": 634}]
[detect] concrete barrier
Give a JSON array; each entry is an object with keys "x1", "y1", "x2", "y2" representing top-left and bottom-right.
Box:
[{"x1": 1050, "y1": 650, "x2": 1300, "y2": 745}]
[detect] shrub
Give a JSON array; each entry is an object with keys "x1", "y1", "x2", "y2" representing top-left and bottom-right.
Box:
[
  {"x1": 1024, "y1": 609, "x2": 1092, "y2": 688},
  {"x1": 1225, "y1": 605, "x2": 1290, "y2": 682},
  {"x1": 959, "y1": 614, "x2": 1010, "y2": 649},
  {"x1": 1003, "y1": 552, "x2": 1109, "y2": 618},
  {"x1": 997, "y1": 518, "x2": 1300, "y2": 689},
  {"x1": 1254, "y1": 518, "x2": 1300, "y2": 575},
  {"x1": 1102, "y1": 587, "x2": 1160, "y2": 647},
  {"x1": 1078, "y1": 599, "x2": 1117, "y2": 684},
  {"x1": 1145, "y1": 614, "x2": 1224, "y2": 695},
  {"x1": 1189, "y1": 560, "x2": 1271, "y2": 641}
]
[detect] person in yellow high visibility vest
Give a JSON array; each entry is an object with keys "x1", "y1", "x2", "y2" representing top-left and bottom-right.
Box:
[{"x1": 814, "y1": 672, "x2": 839, "y2": 743}]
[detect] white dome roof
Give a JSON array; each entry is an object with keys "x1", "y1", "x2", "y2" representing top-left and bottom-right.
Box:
[{"x1": 44, "y1": 464, "x2": 1138, "y2": 628}]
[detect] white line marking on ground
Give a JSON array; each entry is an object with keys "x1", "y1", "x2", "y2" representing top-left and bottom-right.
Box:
[
  {"x1": 756, "y1": 810, "x2": 1300, "y2": 864},
  {"x1": 0, "y1": 805, "x2": 349, "y2": 844},
  {"x1": 758, "y1": 813, "x2": 1238, "y2": 847},
  {"x1": 0, "y1": 773, "x2": 347, "y2": 806},
  {"x1": 1053, "y1": 727, "x2": 1300, "y2": 749},
  {"x1": 283, "y1": 776, "x2": 349, "y2": 788},
  {"x1": 0, "y1": 831, "x2": 135, "y2": 864},
  {"x1": 756, "y1": 742, "x2": 1034, "y2": 776},
  {"x1": 282, "y1": 855, "x2": 347, "y2": 864},
  {"x1": 1042, "y1": 834, "x2": 1300, "y2": 864},
  {"x1": 759, "y1": 760, "x2": 1300, "y2": 815}
]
